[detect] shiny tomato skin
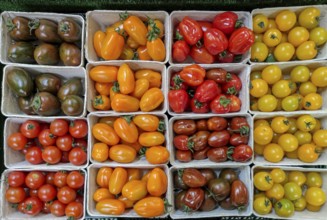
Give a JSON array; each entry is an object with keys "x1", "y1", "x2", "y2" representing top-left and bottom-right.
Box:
[
  {"x1": 37, "y1": 184, "x2": 57, "y2": 202},
  {"x1": 190, "y1": 46, "x2": 215, "y2": 64},
  {"x1": 228, "y1": 27, "x2": 255, "y2": 54},
  {"x1": 20, "y1": 120, "x2": 41, "y2": 138},
  {"x1": 25, "y1": 171, "x2": 45, "y2": 189},
  {"x1": 203, "y1": 28, "x2": 229, "y2": 55},
  {"x1": 194, "y1": 80, "x2": 221, "y2": 103},
  {"x1": 7, "y1": 132, "x2": 28, "y2": 151},
  {"x1": 54, "y1": 171, "x2": 68, "y2": 188},
  {"x1": 213, "y1": 11, "x2": 239, "y2": 35},
  {"x1": 231, "y1": 144, "x2": 253, "y2": 162},
  {"x1": 56, "y1": 134, "x2": 73, "y2": 152},
  {"x1": 50, "y1": 119, "x2": 69, "y2": 136},
  {"x1": 42, "y1": 146, "x2": 62, "y2": 164},
  {"x1": 65, "y1": 201, "x2": 83, "y2": 219},
  {"x1": 5, "y1": 186, "x2": 26, "y2": 203},
  {"x1": 68, "y1": 147, "x2": 87, "y2": 166},
  {"x1": 8, "y1": 171, "x2": 26, "y2": 187},
  {"x1": 190, "y1": 98, "x2": 210, "y2": 113},
  {"x1": 67, "y1": 171, "x2": 85, "y2": 189},
  {"x1": 178, "y1": 16, "x2": 203, "y2": 45},
  {"x1": 50, "y1": 200, "x2": 66, "y2": 217},
  {"x1": 23, "y1": 197, "x2": 43, "y2": 216},
  {"x1": 168, "y1": 89, "x2": 190, "y2": 113},
  {"x1": 69, "y1": 120, "x2": 88, "y2": 138},
  {"x1": 25, "y1": 146, "x2": 44, "y2": 165},
  {"x1": 57, "y1": 186, "x2": 76, "y2": 204},
  {"x1": 172, "y1": 40, "x2": 190, "y2": 63},
  {"x1": 210, "y1": 94, "x2": 231, "y2": 113},
  {"x1": 38, "y1": 129, "x2": 56, "y2": 146}
]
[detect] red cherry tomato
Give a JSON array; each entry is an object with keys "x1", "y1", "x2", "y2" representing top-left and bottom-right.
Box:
[
  {"x1": 170, "y1": 73, "x2": 189, "y2": 90},
  {"x1": 25, "y1": 146, "x2": 44, "y2": 165},
  {"x1": 231, "y1": 145, "x2": 253, "y2": 162},
  {"x1": 203, "y1": 28, "x2": 228, "y2": 55},
  {"x1": 38, "y1": 129, "x2": 57, "y2": 146},
  {"x1": 37, "y1": 184, "x2": 57, "y2": 202},
  {"x1": 57, "y1": 186, "x2": 76, "y2": 204},
  {"x1": 5, "y1": 186, "x2": 26, "y2": 203},
  {"x1": 65, "y1": 201, "x2": 83, "y2": 219},
  {"x1": 210, "y1": 94, "x2": 231, "y2": 114},
  {"x1": 50, "y1": 200, "x2": 66, "y2": 217},
  {"x1": 45, "y1": 172, "x2": 55, "y2": 185},
  {"x1": 69, "y1": 147, "x2": 87, "y2": 166},
  {"x1": 69, "y1": 120, "x2": 88, "y2": 139},
  {"x1": 54, "y1": 171, "x2": 68, "y2": 188},
  {"x1": 229, "y1": 95, "x2": 242, "y2": 112},
  {"x1": 56, "y1": 134, "x2": 73, "y2": 152},
  {"x1": 7, "y1": 171, "x2": 26, "y2": 187},
  {"x1": 190, "y1": 46, "x2": 215, "y2": 64},
  {"x1": 23, "y1": 197, "x2": 43, "y2": 216},
  {"x1": 228, "y1": 27, "x2": 254, "y2": 55},
  {"x1": 217, "y1": 50, "x2": 235, "y2": 63},
  {"x1": 194, "y1": 80, "x2": 221, "y2": 102},
  {"x1": 190, "y1": 98, "x2": 210, "y2": 113},
  {"x1": 25, "y1": 171, "x2": 45, "y2": 190},
  {"x1": 222, "y1": 73, "x2": 242, "y2": 95},
  {"x1": 180, "y1": 64, "x2": 206, "y2": 87},
  {"x1": 20, "y1": 120, "x2": 41, "y2": 139},
  {"x1": 213, "y1": 11, "x2": 239, "y2": 35},
  {"x1": 42, "y1": 146, "x2": 62, "y2": 164},
  {"x1": 7, "y1": 132, "x2": 27, "y2": 151},
  {"x1": 168, "y1": 89, "x2": 190, "y2": 113},
  {"x1": 66, "y1": 171, "x2": 85, "y2": 189},
  {"x1": 178, "y1": 16, "x2": 203, "y2": 45},
  {"x1": 172, "y1": 40, "x2": 190, "y2": 63},
  {"x1": 50, "y1": 119, "x2": 69, "y2": 136}
]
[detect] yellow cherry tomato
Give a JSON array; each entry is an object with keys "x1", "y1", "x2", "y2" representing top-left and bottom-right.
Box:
[
  {"x1": 280, "y1": 32, "x2": 288, "y2": 43},
  {"x1": 296, "y1": 41, "x2": 318, "y2": 60},
  {"x1": 250, "y1": 71, "x2": 262, "y2": 80},
  {"x1": 278, "y1": 133, "x2": 299, "y2": 152},
  {"x1": 263, "y1": 28, "x2": 282, "y2": 47},
  {"x1": 145, "y1": 146, "x2": 170, "y2": 164},
  {"x1": 250, "y1": 98, "x2": 259, "y2": 111},
  {"x1": 294, "y1": 197, "x2": 307, "y2": 211},
  {"x1": 254, "y1": 119, "x2": 270, "y2": 128},
  {"x1": 311, "y1": 66, "x2": 327, "y2": 87},
  {"x1": 299, "y1": 81, "x2": 317, "y2": 96},
  {"x1": 109, "y1": 144, "x2": 137, "y2": 163},
  {"x1": 303, "y1": 93, "x2": 322, "y2": 110},
  {"x1": 310, "y1": 27, "x2": 327, "y2": 46},
  {"x1": 254, "y1": 192, "x2": 266, "y2": 200},
  {"x1": 311, "y1": 119, "x2": 321, "y2": 133},
  {"x1": 275, "y1": 10, "x2": 297, "y2": 32},
  {"x1": 263, "y1": 143, "x2": 284, "y2": 163},
  {"x1": 253, "y1": 14, "x2": 269, "y2": 34},
  {"x1": 297, "y1": 143, "x2": 320, "y2": 163},
  {"x1": 254, "y1": 33, "x2": 263, "y2": 42},
  {"x1": 287, "y1": 118, "x2": 298, "y2": 134},
  {"x1": 306, "y1": 203, "x2": 322, "y2": 212},
  {"x1": 288, "y1": 171, "x2": 307, "y2": 186},
  {"x1": 258, "y1": 94, "x2": 277, "y2": 112},
  {"x1": 122, "y1": 180, "x2": 147, "y2": 201},
  {"x1": 288, "y1": 27, "x2": 310, "y2": 47},
  {"x1": 254, "y1": 197, "x2": 272, "y2": 215},
  {"x1": 305, "y1": 187, "x2": 326, "y2": 206},
  {"x1": 306, "y1": 172, "x2": 323, "y2": 187},
  {"x1": 274, "y1": 42, "x2": 295, "y2": 62},
  {"x1": 271, "y1": 116, "x2": 290, "y2": 134},
  {"x1": 267, "y1": 19, "x2": 277, "y2": 29},
  {"x1": 298, "y1": 7, "x2": 321, "y2": 30},
  {"x1": 294, "y1": 130, "x2": 312, "y2": 145},
  {"x1": 286, "y1": 149, "x2": 299, "y2": 159},
  {"x1": 254, "y1": 125, "x2": 273, "y2": 145},
  {"x1": 313, "y1": 130, "x2": 327, "y2": 147},
  {"x1": 266, "y1": 183, "x2": 285, "y2": 200},
  {"x1": 284, "y1": 182, "x2": 302, "y2": 201},
  {"x1": 270, "y1": 168, "x2": 286, "y2": 184},
  {"x1": 251, "y1": 42, "x2": 269, "y2": 62},
  {"x1": 254, "y1": 171, "x2": 274, "y2": 191},
  {"x1": 272, "y1": 80, "x2": 292, "y2": 98},
  {"x1": 290, "y1": 65, "x2": 310, "y2": 83},
  {"x1": 250, "y1": 79, "x2": 268, "y2": 98},
  {"x1": 254, "y1": 143, "x2": 265, "y2": 155},
  {"x1": 296, "y1": 115, "x2": 317, "y2": 132},
  {"x1": 272, "y1": 132, "x2": 282, "y2": 144},
  {"x1": 261, "y1": 65, "x2": 282, "y2": 85},
  {"x1": 281, "y1": 96, "x2": 299, "y2": 112}
]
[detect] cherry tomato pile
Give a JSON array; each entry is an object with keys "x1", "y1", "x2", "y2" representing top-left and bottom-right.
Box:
[
  {"x1": 7, "y1": 119, "x2": 88, "y2": 166},
  {"x1": 5, "y1": 170, "x2": 85, "y2": 218},
  {"x1": 254, "y1": 115, "x2": 327, "y2": 163},
  {"x1": 90, "y1": 64, "x2": 164, "y2": 112},
  {"x1": 93, "y1": 12, "x2": 166, "y2": 61},
  {"x1": 91, "y1": 115, "x2": 169, "y2": 164},
  {"x1": 251, "y1": 7, "x2": 327, "y2": 62},
  {"x1": 253, "y1": 168, "x2": 326, "y2": 217},
  {"x1": 6, "y1": 16, "x2": 82, "y2": 66},
  {"x1": 93, "y1": 166, "x2": 168, "y2": 217},
  {"x1": 250, "y1": 65, "x2": 327, "y2": 112},
  {"x1": 169, "y1": 64, "x2": 243, "y2": 114},
  {"x1": 173, "y1": 116, "x2": 252, "y2": 163},
  {"x1": 174, "y1": 168, "x2": 249, "y2": 212},
  {"x1": 172, "y1": 12, "x2": 254, "y2": 63}
]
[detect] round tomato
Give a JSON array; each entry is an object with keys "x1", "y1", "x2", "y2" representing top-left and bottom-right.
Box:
[
  {"x1": 313, "y1": 130, "x2": 327, "y2": 147},
  {"x1": 250, "y1": 71, "x2": 262, "y2": 80},
  {"x1": 254, "y1": 125, "x2": 273, "y2": 145},
  {"x1": 254, "y1": 119, "x2": 270, "y2": 128},
  {"x1": 257, "y1": 94, "x2": 277, "y2": 112},
  {"x1": 288, "y1": 27, "x2": 310, "y2": 47},
  {"x1": 69, "y1": 120, "x2": 88, "y2": 138},
  {"x1": 50, "y1": 119, "x2": 69, "y2": 136},
  {"x1": 8, "y1": 171, "x2": 26, "y2": 187},
  {"x1": 23, "y1": 197, "x2": 43, "y2": 216},
  {"x1": 284, "y1": 182, "x2": 302, "y2": 201},
  {"x1": 296, "y1": 115, "x2": 317, "y2": 132},
  {"x1": 298, "y1": 7, "x2": 320, "y2": 29},
  {"x1": 294, "y1": 197, "x2": 307, "y2": 211},
  {"x1": 261, "y1": 65, "x2": 282, "y2": 85},
  {"x1": 306, "y1": 172, "x2": 323, "y2": 187},
  {"x1": 305, "y1": 187, "x2": 326, "y2": 206},
  {"x1": 297, "y1": 143, "x2": 320, "y2": 163},
  {"x1": 274, "y1": 198, "x2": 294, "y2": 217},
  {"x1": 281, "y1": 96, "x2": 299, "y2": 111},
  {"x1": 7, "y1": 132, "x2": 27, "y2": 151},
  {"x1": 54, "y1": 171, "x2": 68, "y2": 188},
  {"x1": 294, "y1": 130, "x2": 312, "y2": 145},
  {"x1": 38, "y1": 129, "x2": 56, "y2": 146},
  {"x1": 270, "y1": 168, "x2": 286, "y2": 184},
  {"x1": 65, "y1": 202, "x2": 83, "y2": 219},
  {"x1": 57, "y1": 186, "x2": 76, "y2": 204},
  {"x1": 275, "y1": 10, "x2": 296, "y2": 31},
  {"x1": 253, "y1": 14, "x2": 269, "y2": 34},
  {"x1": 20, "y1": 120, "x2": 41, "y2": 138},
  {"x1": 263, "y1": 28, "x2": 282, "y2": 47},
  {"x1": 299, "y1": 82, "x2": 317, "y2": 96},
  {"x1": 67, "y1": 171, "x2": 85, "y2": 189},
  {"x1": 311, "y1": 66, "x2": 327, "y2": 87},
  {"x1": 296, "y1": 41, "x2": 317, "y2": 60},
  {"x1": 265, "y1": 183, "x2": 285, "y2": 200},
  {"x1": 290, "y1": 65, "x2": 310, "y2": 83},
  {"x1": 254, "y1": 196, "x2": 272, "y2": 215},
  {"x1": 69, "y1": 147, "x2": 87, "y2": 165},
  {"x1": 42, "y1": 146, "x2": 62, "y2": 164},
  {"x1": 310, "y1": 27, "x2": 327, "y2": 46},
  {"x1": 271, "y1": 116, "x2": 290, "y2": 134},
  {"x1": 254, "y1": 33, "x2": 263, "y2": 42},
  {"x1": 303, "y1": 93, "x2": 322, "y2": 110},
  {"x1": 254, "y1": 171, "x2": 274, "y2": 191},
  {"x1": 56, "y1": 134, "x2": 73, "y2": 152},
  {"x1": 263, "y1": 143, "x2": 284, "y2": 163},
  {"x1": 278, "y1": 134, "x2": 298, "y2": 152},
  {"x1": 50, "y1": 200, "x2": 66, "y2": 217},
  {"x1": 274, "y1": 42, "x2": 295, "y2": 62},
  {"x1": 272, "y1": 80, "x2": 292, "y2": 98},
  {"x1": 250, "y1": 79, "x2": 268, "y2": 98},
  {"x1": 254, "y1": 143, "x2": 265, "y2": 155},
  {"x1": 251, "y1": 42, "x2": 268, "y2": 62},
  {"x1": 5, "y1": 186, "x2": 26, "y2": 203},
  {"x1": 37, "y1": 184, "x2": 57, "y2": 202},
  {"x1": 25, "y1": 171, "x2": 45, "y2": 189}
]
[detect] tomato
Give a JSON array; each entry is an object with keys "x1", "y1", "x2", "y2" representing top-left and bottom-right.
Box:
[
  {"x1": 288, "y1": 26, "x2": 310, "y2": 47},
  {"x1": 117, "y1": 63, "x2": 135, "y2": 95},
  {"x1": 263, "y1": 143, "x2": 284, "y2": 163},
  {"x1": 261, "y1": 65, "x2": 282, "y2": 85},
  {"x1": 92, "y1": 143, "x2": 109, "y2": 162},
  {"x1": 254, "y1": 33, "x2": 263, "y2": 42},
  {"x1": 296, "y1": 41, "x2": 317, "y2": 60},
  {"x1": 254, "y1": 119, "x2": 270, "y2": 128},
  {"x1": 313, "y1": 130, "x2": 327, "y2": 147},
  {"x1": 69, "y1": 147, "x2": 87, "y2": 166},
  {"x1": 210, "y1": 94, "x2": 231, "y2": 113},
  {"x1": 265, "y1": 183, "x2": 285, "y2": 200},
  {"x1": 298, "y1": 7, "x2": 320, "y2": 30},
  {"x1": 297, "y1": 143, "x2": 320, "y2": 163},
  {"x1": 145, "y1": 146, "x2": 169, "y2": 164},
  {"x1": 230, "y1": 179, "x2": 249, "y2": 209},
  {"x1": 95, "y1": 82, "x2": 113, "y2": 96},
  {"x1": 113, "y1": 117, "x2": 138, "y2": 144},
  {"x1": 287, "y1": 171, "x2": 306, "y2": 187},
  {"x1": 92, "y1": 123, "x2": 120, "y2": 145},
  {"x1": 222, "y1": 73, "x2": 242, "y2": 95},
  {"x1": 138, "y1": 131, "x2": 165, "y2": 147},
  {"x1": 213, "y1": 11, "x2": 239, "y2": 35},
  {"x1": 25, "y1": 146, "x2": 43, "y2": 165},
  {"x1": 254, "y1": 125, "x2": 273, "y2": 145},
  {"x1": 303, "y1": 93, "x2": 322, "y2": 110},
  {"x1": 170, "y1": 73, "x2": 188, "y2": 90},
  {"x1": 217, "y1": 50, "x2": 234, "y2": 63},
  {"x1": 228, "y1": 117, "x2": 249, "y2": 134},
  {"x1": 296, "y1": 115, "x2": 317, "y2": 132},
  {"x1": 254, "y1": 197, "x2": 272, "y2": 215},
  {"x1": 37, "y1": 184, "x2": 57, "y2": 202},
  {"x1": 96, "y1": 198, "x2": 125, "y2": 215},
  {"x1": 306, "y1": 172, "x2": 323, "y2": 187},
  {"x1": 23, "y1": 197, "x2": 43, "y2": 216},
  {"x1": 121, "y1": 180, "x2": 147, "y2": 202},
  {"x1": 253, "y1": 14, "x2": 269, "y2": 34},
  {"x1": 310, "y1": 27, "x2": 327, "y2": 46},
  {"x1": 263, "y1": 28, "x2": 282, "y2": 47},
  {"x1": 42, "y1": 146, "x2": 62, "y2": 164},
  {"x1": 251, "y1": 42, "x2": 268, "y2": 62},
  {"x1": 254, "y1": 171, "x2": 273, "y2": 191},
  {"x1": 311, "y1": 119, "x2": 321, "y2": 133},
  {"x1": 132, "y1": 115, "x2": 160, "y2": 132},
  {"x1": 257, "y1": 94, "x2": 277, "y2": 112},
  {"x1": 271, "y1": 116, "x2": 290, "y2": 134},
  {"x1": 299, "y1": 82, "x2": 317, "y2": 96},
  {"x1": 178, "y1": 16, "x2": 203, "y2": 45},
  {"x1": 147, "y1": 37, "x2": 166, "y2": 62},
  {"x1": 231, "y1": 145, "x2": 252, "y2": 162},
  {"x1": 136, "y1": 45, "x2": 152, "y2": 60},
  {"x1": 275, "y1": 10, "x2": 296, "y2": 31},
  {"x1": 7, "y1": 132, "x2": 28, "y2": 151},
  {"x1": 295, "y1": 130, "x2": 312, "y2": 145},
  {"x1": 190, "y1": 46, "x2": 215, "y2": 64},
  {"x1": 270, "y1": 168, "x2": 286, "y2": 184},
  {"x1": 45, "y1": 172, "x2": 55, "y2": 185},
  {"x1": 111, "y1": 94, "x2": 140, "y2": 112},
  {"x1": 272, "y1": 80, "x2": 292, "y2": 98},
  {"x1": 20, "y1": 120, "x2": 41, "y2": 139},
  {"x1": 93, "y1": 188, "x2": 115, "y2": 202},
  {"x1": 109, "y1": 167, "x2": 128, "y2": 195},
  {"x1": 229, "y1": 133, "x2": 248, "y2": 146},
  {"x1": 56, "y1": 134, "x2": 73, "y2": 152},
  {"x1": 278, "y1": 134, "x2": 298, "y2": 152},
  {"x1": 131, "y1": 78, "x2": 149, "y2": 99},
  {"x1": 100, "y1": 31, "x2": 125, "y2": 60},
  {"x1": 8, "y1": 171, "x2": 26, "y2": 187},
  {"x1": 97, "y1": 167, "x2": 113, "y2": 188},
  {"x1": 69, "y1": 120, "x2": 88, "y2": 139},
  {"x1": 135, "y1": 69, "x2": 161, "y2": 88},
  {"x1": 293, "y1": 196, "x2": 307, "y2": 211},
  {"x1": 254, "y1": 143, "x2": 265, "y2": 155},
  {"x1": 197, "y1": 20, "x2": 213, "y2": 32},
  {"x1": 250, "y1": 79, "x2": 268, "y2": 98},
  {"x1": 127, "y1": 168, "x2": 141, "y2": 181},
  {"x1": 93, "y1": 30, "x2": 106, "y2": 57},
  {"x1": 90, "y1": 66, "x2": 118, "y2": 83},
  {"x1": 67, "y1": 171, "x2": 84, "y2": 189},
  {"x1": 284, "y1": 182, "x2": 302, "y2": 201},
  {"x1": 25, "y1": 171, "x2": 45, "y2": 189},
  {"x1": 274, "y1": 198, "x2": 294, "y2": 217},
  {"x1": 172, "y1": 40, "x2": 190, "y2": 62},
  {"x1": 203, "y1": 28, "x2": 228, "y2": 55},
  {"x1": 140, "y1": 88, "x2": 164, "y2": 112},
  {"x1": 6, "y1": 186, "x2": 26, "y2": 203},
  {"x1": 48, "y1": 119, "x2": 68, "y2": 137},
  {"x1": 92, "y1": 95, "x2": 111, "y2": 110},
  {"x1": 282, "y1": 96, "x2": 299, "y2": 111},
  {"x1": 305, "y1": 187, "x2": 326, "y2": 206},
  {"x1": 194, "y1": 80, "x2": 221, "y2": 103},
  {"x1": 274, "y1": 42, "x2": 295, "y2": 62},
  {"x1": 57, "y1": 186, "x2": 76, "y2": 204},
  {"x1": 168, "y1": 89, "x2": 189, "y2": 113},
  {"x1": 65, "y1": 201, "x2": 83, "y2": 219},
  {"x1": 290, "y1": 65, "x2": 310, "y2": 83},
  {"x1": 54, "y1": 171, "x2": 68, "y2": 188},
  {"x1": 176, "y1": 149, "x2": 192, "y2": 162},
  {"x1": 147, "y1": 168, "x2": 167, "y2": 197},
  {"x1": 311, "y1": 66, "x2": 327, "y2": 87},
  {"x1": 228, "y1": 27, "x2": 254, "y2": 54},
  {"x1": 109, "y1": 144, "x2": 137, "y2": 163}
]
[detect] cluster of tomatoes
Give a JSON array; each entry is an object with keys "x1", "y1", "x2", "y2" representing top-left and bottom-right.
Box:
[
  {"x1": 7, "y1": 119, "x2": 88, "y2": 166},
  {"x1": 90, "y1": 64, "x2": 164, "y2": 112},
  {"x1": 93, "y1": 12, "x2": 165, "y2": 61},
  {"x1": 250, "y1": 65, "x2": 326, "y2": 112},
  {"x1": 251, "y1": 7, "x2": 327, "y2": 62},
  {"x1": 254, "y1": 115, "x2": 327, "y2": 163},
  {"x1": 174, "y1": 168, "x2": 249, "y2": 212},
  {"x1": 169, "y1": 65, "x2": 242, "y2": 113},
  {"x1": 254, "y1": 168, "x2": 326, "y2": 217},
  {"x1": 172, "y1": 12, "x2": 254, "y2": 63},
  {"x1": 5, "y1": 170, "x2": 84, "y2": 218},
  {"x1": 91, "y1": 115, "x2": 169, "y2": 164},
  {"x1": 173, "y1": 116, "x2": 252, "y2": 163},
  {"x1": 94, "y1": 166, "x2": 168, "y2": 217}
]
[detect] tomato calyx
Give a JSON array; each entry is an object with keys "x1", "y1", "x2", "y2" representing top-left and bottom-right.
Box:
[
  {"x1": 305, "y1": 101, "x2": 312, "y2": 108},
  {"x1": 264, "y1": 198, "x2": 271, "y2": 207},
  {"x1": 93, "y1": 96, "x2": 104, "y2": 106},
  {"x1": 157, "y1": 120, "x2": 166, "y2": 133},
  {"x1": 147, "y1": 18, "x2": 161, "y2": 41},
  {"x1": 28, "y1": 19, "x2": 40, "y2": 35},
  {"x1": 67, "y1": 216, "x2": 75, "y2": 220},
  {"x1": 122, "y1": 115, "x2": 134, "y2": 124},
  {"x1": 235, "y1": 20, "x2": 243, "y2": 29},
  {"x1": 163, "y1": 198, "x2": 172, "y2": 213},
  {"x1": 187, "y1": 89, "x2": 195, "y2": 98},
  {"x1": 193, "y1": 99, "x2": 204, "y2": 109},
  {"x1": 25, "y1": 203, "x2": 33, "y2": 211},
  {"x1": 138, "y1": 147, "x2": 147, "y2": 157},
  {"x1": 265, "y1": 53, "x2": 276, "y2": 62},
  {"x1": 27, "y1": 124, "x2": 35, "y2": 130},
  {"x1": 112, "y1": 81, "x2": 120, "y2": 92},
  {"x1": 219, "y1": 96, "x2": 231, "y2": 107},
  {"x1": 226, "y1": 73, "x2": 232, "y2": 81},
  {"x1": 265, "y1": 175, "x2": 273, "y2": 184},
  {"x1": 257, "y1": 21, "x2": 265, "y2": 29},
  {"x1": 171, "y1": 74, "x2": 184, "y2": 90},
  {"x1": 6, "y1": 19, "x2": 16, "y2": 32},
  {"x1": 226, "y1": 86, "x2": 237, "y2": 95},
  {"x1": 119, "y1": 11, "x2": 129, "y2": 21}
]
